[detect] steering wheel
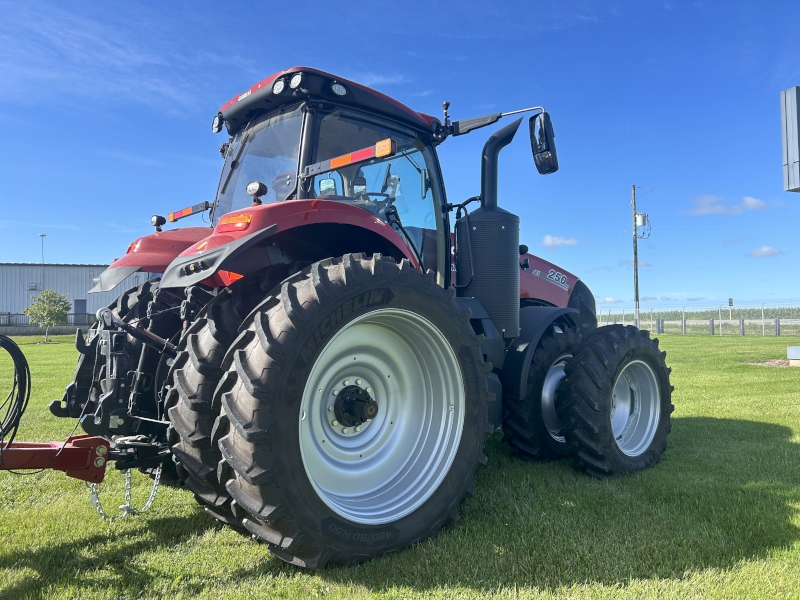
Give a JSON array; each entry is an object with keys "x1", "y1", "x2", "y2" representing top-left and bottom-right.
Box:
[{"x1": 354, "y1": 192, "x2": 395, "y2": 213}]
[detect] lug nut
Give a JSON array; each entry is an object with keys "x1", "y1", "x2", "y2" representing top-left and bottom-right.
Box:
[
  {"x1": 96, "y1": 445, "x2": 107, "y2": 456},
  {"x1": 328, "y1": 406, "x2": 334, "y2": 411},
  {"x1": 356, "y1": 379, "x2": 362, "y2": 385},
  {"x1": 332, "y1": 420, "x2": 338, "y2": 426},
  {"x1": 342, "y1": 428, "x2": 348, "y2": 434},
  {"x1": 366, "y1": 388, "x2": 372, "y2": 393},
  {"x1": 355, "y1": 426, "x2": 361, "y2": 432},
  {"x1": 344, "y1": 379, "x2": 350, "y2": 385},
  {"x1": 333, "y1": 390, "x2": 339, "y2": 396},
  {"x1": 94, "y1": 457, "x2": 106, "y2": 467}
]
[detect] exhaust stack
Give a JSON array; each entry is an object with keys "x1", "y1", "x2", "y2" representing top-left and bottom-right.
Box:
[
  {"x1": 455, "y1": 118, "x2": 522, "y2": 338},
  {"x1": 480, "y1": 118, "x2": 522, "y2": 209}
]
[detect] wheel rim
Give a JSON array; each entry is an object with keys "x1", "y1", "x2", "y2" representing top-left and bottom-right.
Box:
[
  {"x1": 610, "y1": 359, "x2": 660, "y2": 457},
  {"x1": 540, "y1": 352, "x2": 571, "y2": 443},
  {"x1": 299, "y1": 308, "x2": 465, "y2": 525}
]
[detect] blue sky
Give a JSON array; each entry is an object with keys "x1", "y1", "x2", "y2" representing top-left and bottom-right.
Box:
[{"x1": 1, "y1": 0, "x2": 799, "y2": 310}]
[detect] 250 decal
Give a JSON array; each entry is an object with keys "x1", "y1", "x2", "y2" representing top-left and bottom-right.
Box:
[{"x1": 547, "y1": 269, "x2": 568, "y2": 287}]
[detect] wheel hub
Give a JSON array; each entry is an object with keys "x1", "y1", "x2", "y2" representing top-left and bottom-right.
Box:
[{"x1": 334, "y1": 384, "x2": 378, "y2": 427}]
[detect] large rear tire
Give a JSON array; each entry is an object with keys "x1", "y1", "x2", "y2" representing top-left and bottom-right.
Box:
[
  {"x1": 502, "y1": 324, "x2": 581, "y2": 460},
  {"x1": 165, "y1": 270, "x2": 288, "y2": 526},
  {"x1": 165, "y1": 289, "x2": 247, "y2": 527},
  {"x1": 556, "y1": 325, "x2": 674, "y2": 478},
  {"x1": 214, "y1": 254, "x2": 493, "y2": 568}
]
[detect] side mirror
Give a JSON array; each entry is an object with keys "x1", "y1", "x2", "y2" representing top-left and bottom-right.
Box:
[
  {"x1": 530, "y1": 112, "x2": 559, "y2": 175},
  {"x1": 353, "y1": 176, "x2": 367, "y2": 196},
  {"x1": 319, "y1": 177, "x2": 338, "y2": 196}
]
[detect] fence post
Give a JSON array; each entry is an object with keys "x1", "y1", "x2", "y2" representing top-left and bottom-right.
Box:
[
  {"x1": 739, "y1": 319, "x2": 745, "y2": 336},
  {"x1": 682, "y1": 317, "x2": 686, "y2": 335},
  {"x1": 775, "y1": 319, "x2": 781, "y2": 336},
  {"x1": 709, "y1": 319, "x2": 714, "y2": 335}
]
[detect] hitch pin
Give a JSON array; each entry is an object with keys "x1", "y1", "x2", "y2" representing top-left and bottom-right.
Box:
[{"x1": 96, "y1": 308, "x2": 177, "y2": 357}]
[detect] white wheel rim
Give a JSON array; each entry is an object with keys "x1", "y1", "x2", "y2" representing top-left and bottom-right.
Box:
[
  {"x1": 610, "y1": 359, "x2": 660, "y2": 457},
  {"x1": 540, "y1": 352, "x2": 571, "y2": 443},
  {"x1": 299, "y1": 308, "x2": 465, "y2": 525}
]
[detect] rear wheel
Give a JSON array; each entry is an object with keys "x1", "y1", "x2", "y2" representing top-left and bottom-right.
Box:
[
  {"x1": 214, "y1": 254, "x2": 493, "y2": 568},
  {"x1": 502, "y1": 325, "x2": 581, "y2": 460},
  {"x1": 165, "y1": 289, "x2": 246, "y2": 527},
  {"x1": 556, "y1": 325, "x2": 674, "y2": 478}
]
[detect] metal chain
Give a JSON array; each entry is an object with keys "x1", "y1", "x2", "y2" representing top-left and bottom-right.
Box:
[
  {"x1": 128, "y1": 305, "x2": 181, "y2": 328},
  {"x1": 86, "y1": 463, "x2": 162, "y2": 521}
]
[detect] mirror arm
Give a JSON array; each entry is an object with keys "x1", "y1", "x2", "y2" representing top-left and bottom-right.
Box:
[{"x1": 441, "y1": 106, "x2": 546, "y2": 139}]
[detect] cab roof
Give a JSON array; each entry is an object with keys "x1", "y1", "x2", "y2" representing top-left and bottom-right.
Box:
[{"x1": 218, "y1": 67, "x2": 439, "y2": 135}]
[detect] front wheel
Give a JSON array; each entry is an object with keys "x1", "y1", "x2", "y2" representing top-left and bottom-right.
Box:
[
  {"x1": 556, "y1": 325, "x2": 674, "y2": 478},
  {"x1": 502, "y1": 324, "x2": 581, "y2": 460},
  {"x1": 213, "y1": 254, "x2": 493, "y2": 568}
]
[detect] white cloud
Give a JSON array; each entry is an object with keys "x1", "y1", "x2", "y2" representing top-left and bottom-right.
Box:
[
  {"x1": 619, "y1": 259, "x2": 652, "y2": 267},
  {"x1": 542, "y1": 235, "x2": 577, "y2": 248},
  {"x1": 684, "y1": 195, "x2": 767, "y2": 215},
  {"x1": 741, "y1": 196, "x2": 766, "y2": 210},
  {"x1": 596, "y1": 297, "x2": 623, "y2": 304},
  {"x1": 641, "y1": 296, "x2": 657, "y2": 301},
  {"x1": 749, "y1": 246, "x2": 783, "y2": 258},
  {"x1": 660, "y1": 296, "x2": 673, "y2": 301}
]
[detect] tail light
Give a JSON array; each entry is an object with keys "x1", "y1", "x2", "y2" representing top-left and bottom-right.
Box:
[{"x1": 217, "y1": 214, "x2": 252, "y2": 233}]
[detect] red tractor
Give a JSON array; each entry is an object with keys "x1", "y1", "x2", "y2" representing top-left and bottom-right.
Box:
[{"x1": 34, "y1": 67, "x2": 671, "y2": 568}]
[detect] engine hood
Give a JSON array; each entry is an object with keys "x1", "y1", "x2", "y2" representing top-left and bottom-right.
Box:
[{"x1": 88, "y1": 227, "x2": 211, "y2": 293}]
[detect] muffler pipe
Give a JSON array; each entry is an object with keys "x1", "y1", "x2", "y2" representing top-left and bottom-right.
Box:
[{"x1": 480, "y1": 117, "x2": 522, "y2": 209}]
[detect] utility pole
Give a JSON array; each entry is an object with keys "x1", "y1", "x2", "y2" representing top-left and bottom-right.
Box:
[
  {"x1": 631, "y1": 185, "x2": 640, "y2": 328},
  {"x1": 39, "y1": 233, "x2": 46, "y2": 291}
]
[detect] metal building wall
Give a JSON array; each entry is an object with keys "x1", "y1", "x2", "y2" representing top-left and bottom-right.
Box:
[
  {"x1": 0, "y1": 264, "x2": 160, "y2": 314},
  {"x1": 780, "y1": 86, "x2": 800, "y2": 192}
]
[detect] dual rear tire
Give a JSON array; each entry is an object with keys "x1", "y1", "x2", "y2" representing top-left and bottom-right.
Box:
[{"x1": 169, "y1": 254, "x2": 493, "y2": 567}]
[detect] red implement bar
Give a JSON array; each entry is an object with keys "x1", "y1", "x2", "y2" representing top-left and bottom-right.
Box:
[{"x1": 0, "y1": 435, "x2": 110, "y2": 483}]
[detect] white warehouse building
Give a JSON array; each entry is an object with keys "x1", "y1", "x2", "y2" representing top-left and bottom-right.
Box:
[{"x1": 0, "y1": 263, "x2": 159, "y2": 321}]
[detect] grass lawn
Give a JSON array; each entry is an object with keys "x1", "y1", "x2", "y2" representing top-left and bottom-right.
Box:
[{"x1": 1, "y1": 334, "x2": 798, "y2": 599}]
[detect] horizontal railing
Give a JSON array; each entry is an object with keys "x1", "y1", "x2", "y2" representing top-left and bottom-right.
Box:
[{"x1": 0, "y1": 313, "x2": 98, "y2": 326}]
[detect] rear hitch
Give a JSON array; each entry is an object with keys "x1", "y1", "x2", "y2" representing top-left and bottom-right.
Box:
[{"x1": 0, "y1": 435, "x2": 110, "y2": 483}]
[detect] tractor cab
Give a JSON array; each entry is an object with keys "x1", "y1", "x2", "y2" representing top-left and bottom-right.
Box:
[{"x1": 212, "y1": 96, "x2": 445, "y2": 275}]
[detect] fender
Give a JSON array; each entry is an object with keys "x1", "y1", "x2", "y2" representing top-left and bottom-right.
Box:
[
  {"x1": 499, "y1": 306, "x2": 578, "y2": 402},
  {"x1": 160, "y1": 199, "x2": 419, "y2": 289},
  {"x1": 89, "y1": 227, "x2": 211, "y2": 293},
  {"x1": 519, "y1": 253, "x2": 579, "y2": 308}
]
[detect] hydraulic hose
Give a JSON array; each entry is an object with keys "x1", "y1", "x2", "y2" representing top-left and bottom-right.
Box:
[{"x1": 0, "y1": 334, "x2": 30, "y2": 447}]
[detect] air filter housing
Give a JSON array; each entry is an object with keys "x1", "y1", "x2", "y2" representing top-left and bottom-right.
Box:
[{"x1": 455, "y1": 207, "x2": 520, "y2": 338}]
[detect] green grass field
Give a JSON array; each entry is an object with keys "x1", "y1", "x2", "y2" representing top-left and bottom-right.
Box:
[{"x1": 1, "y1": 334, "x2": 798, "y2": 599}]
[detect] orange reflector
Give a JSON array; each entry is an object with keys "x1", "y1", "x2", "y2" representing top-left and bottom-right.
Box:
[
  {"x1": 217, "y1": 214, "x2": 252, "y2": 233},
  {"x1": 375, "y1": 138, "x2": 396, "y2": 158},
  {"x1": 219, "y1": 270, "x2": 244, "y2": 283}
]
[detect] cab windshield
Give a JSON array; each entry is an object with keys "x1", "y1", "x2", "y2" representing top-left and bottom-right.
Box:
[{"x1": 212, "y1": 104, "x2": 303, "y2": 223}]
